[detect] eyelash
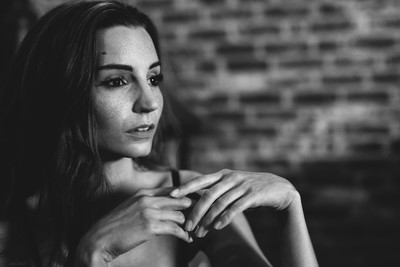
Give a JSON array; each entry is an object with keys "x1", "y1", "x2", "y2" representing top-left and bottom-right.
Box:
[
  {"x1": 148, "y1": 73, "x2": 164, "y2": 87},
  {"x1": 102, "y1": 76, "x2": 128, "y2": 88},
  {"x1": 101, "y1": 74, "x2": 164, "y2": 88}
]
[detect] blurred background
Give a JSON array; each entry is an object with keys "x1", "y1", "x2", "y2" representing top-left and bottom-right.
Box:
[{"x1": 1, "y1": 0, "x2": 400, "y2": 266}]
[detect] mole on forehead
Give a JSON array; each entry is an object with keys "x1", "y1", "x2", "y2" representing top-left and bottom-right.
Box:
[{"x1": 101, "y1": 52, "x2": 107, "y2": 55}]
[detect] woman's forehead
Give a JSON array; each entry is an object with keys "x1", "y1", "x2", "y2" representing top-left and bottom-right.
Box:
[{"x1": 96, "y1": 26, "x2": 158, "y2": 68}]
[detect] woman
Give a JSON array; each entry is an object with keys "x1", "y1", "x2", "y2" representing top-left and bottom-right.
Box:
[{"x1": 0, "y1": 1, "x2": 318, "y2": 266}]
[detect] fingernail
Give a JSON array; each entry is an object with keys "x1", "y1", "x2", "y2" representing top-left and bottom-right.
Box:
[
  {"x1": 202, "y1": 229, "x2": 208, "y2": 237},
  {"x1": 170, "y1": 189, "x2": 179, "y2": 197},
  {"x1": 186, "y1": 220, "x2": 193, "y2": 232},
  {"x1": 184, "y1": 198, "x2": 192, "y2": 206},
  {"x1": 196, "y1": 226, "x2": 204, "y2": 237},
  {"x1": 188, "y1": 236, "x2": 193, "y2": 243},
  {"x1": 214, "y1": 221, "x2": 222, "y2": 230}
]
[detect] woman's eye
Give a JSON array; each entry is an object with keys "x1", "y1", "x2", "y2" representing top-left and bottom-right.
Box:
[
  {"x1": 103, "y1": 77, "x2": 128, "y2": 88},
  {"x1": 148, "y1": 74, "x2": 164, "y2": 87}
]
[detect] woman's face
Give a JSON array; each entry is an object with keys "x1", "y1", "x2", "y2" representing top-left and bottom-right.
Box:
[{"x1": 92, "y1": 26, "x2": 163, "y2": 159}]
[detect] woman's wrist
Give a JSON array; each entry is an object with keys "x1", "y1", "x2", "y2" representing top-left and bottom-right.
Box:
[
  {"x1": 75, "y1": 233, "x2": 109, "y2": 267},
  {"x1": 278, "y1": 189, "x2": 303, "y2": 223}
]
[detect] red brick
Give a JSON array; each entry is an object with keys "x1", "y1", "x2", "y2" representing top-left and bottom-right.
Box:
[
  {"x1": 264, "y1": 5, "x2": 309, "y2": 19},
  {"x1": 279, "y1": 57, "x2": 323, "y2": 70},
  {"x1": 197, "y1": 61, "x2": 217, "y2": 73},
  {"x1": 216, "y1": 43, "x2": 255, "y2": 57},
  {"x1": 189, "y1": 28, "x2": 226, "y2": 40},
  {"x1": 353, "y1": 36, "x2": 398, "y2": 50},
  {"x1": 237, "y1": 125, "x2": 277, "y2": 137},
  {"x1": 162, "y1": 10, "x2": 199, "y2": 24},
  {"x1": 349, "y1": 142, "x2": 385, "y2": 154},
  {"x1": 208, "y1": 94, "x2": 229, "y2": 105},
  {"x1": 253, "y1": 110, "x2": 296, "y2": 121},
  {"x1": 318, "y1": 3, "x2": 346, "y2": 16},
  {"x1": 346, "y1": 91, "x2": 389, "y2": 104},
  {"x1": 239, "y1": 25, "x2": 281, "y2": 37},
  {"x1": 332, "y1": 57, "x2": 375, "y2": 68},
  {"x1": 226, "y1": 58, "x2": 268, "y2": 72},
  {"x1": 293, "y1": 91, "x2": 337, "y2": 106},
  {"x1": 372, "y1": 73, "x2": 400, "y2": 84},
  {"x1": 208, "y1": 110, "x2": 245, "y2": 122},
  {"x1": 239, "y1": 92, "x2": 280, "y2": 105},
  {"x1": 210, "y1": 9, "x2": 253, "y2": 20},
  {"x1": 265, "y1": 41, "x2": 308, "y2": 55},
  {"x1": 386, "y1": 53, "x2": 400, "y2": 65},
  {"x1": 317, "y1": 40, "x2": 341, "y2": 53},
  {"x1": 322, "y1": 73, "x2": 362, "y2": 85},
  {"x1": 310, "y1": 20, "x2": 353, "y2": 33},
  {"x1": 167, "y1": 47, "x2": 202, "y2": 58},
  {"x1": 199, "y1": 0, "x2": 226, "y2": 5},
  {"x1": 383, "y1": 17, "x2": 400, "y2": 28},
  {"x1": 345, "y1": 124, "x2": 390, "y2": 135}
]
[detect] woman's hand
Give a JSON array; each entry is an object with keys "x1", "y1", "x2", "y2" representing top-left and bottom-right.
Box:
[
  {"x1": 169, "y1": 169, "x2": 299, "y2": 237},
  {"x1": 75, "y1": 187, "x2": 193, "y2": 266}
]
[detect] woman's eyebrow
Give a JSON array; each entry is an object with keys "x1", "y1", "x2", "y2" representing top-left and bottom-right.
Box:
[
  {"x1": 149, "y1": 61, "x2": 161, "y2": 69},
  {"x1": 97, "y1": 64, "x2": 133, "y2": 71},
  {"x1": 96, "y1": 61, "x2": 161, "y2": 71}
]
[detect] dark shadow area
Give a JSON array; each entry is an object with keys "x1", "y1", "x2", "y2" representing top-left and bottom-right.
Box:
[{"x1": 244, "y1": 152, "x2": 400, "y2": 267}]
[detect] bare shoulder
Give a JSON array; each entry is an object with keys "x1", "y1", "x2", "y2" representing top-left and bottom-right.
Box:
[{"x1": 178, "y1": 170, "x2": 202, "y2": 184}]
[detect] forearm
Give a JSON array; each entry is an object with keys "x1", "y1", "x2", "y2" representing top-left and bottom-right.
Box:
[{"x1": 278, "y1": 192, "x2": 318, "y2": 267}]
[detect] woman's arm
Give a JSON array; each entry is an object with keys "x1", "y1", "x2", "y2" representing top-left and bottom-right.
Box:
[
  {"x1": 73, "y1": 187, "x2": 193, "y2": 267},
  {"x1": 171, "y1": 169, "x2": 318, "y2": 267},
  {"x1": 200, "y1": 212, "x2": 272, "y2": 267},
  {"x1": 278, "y1": 191, "x2": 318, "y2": 267}
]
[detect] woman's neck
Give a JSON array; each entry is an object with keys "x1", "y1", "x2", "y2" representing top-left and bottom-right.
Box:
[{"x1": 102, "y1": 157, "x2": 139, "y2": 187}]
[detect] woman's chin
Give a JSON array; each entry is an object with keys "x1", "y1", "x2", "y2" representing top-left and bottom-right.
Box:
[
  {"x1": 100, "y1": 143, "x2": 153, "y2": 160},
  {"x1": 123, "y1": 143, "x2": 153, "y2": 158}
]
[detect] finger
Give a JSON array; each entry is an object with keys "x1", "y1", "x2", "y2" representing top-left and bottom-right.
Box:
[
  {"x1": 152, "y1": 209, "x2": 186, "y2": 225},
  {"x1": 152, "y1": 196, "x2": 192, "y2": 210},
  {"x1": 185, "y1": 178, "x2": 236, "y2": 231},
  {"x1": 136, "y1": 187, "x2": 176, "y2": 197},
  {"x1": 199, "y1": 186, "x2": 245, "y2": 229},
  {"x1": 213, "y1": 195, "x2": 253, "y2": 230},
  {"x1": 170, "y1": 171, "x2": 224, "y2": 198},
  {"x1": 154, "y1": 221, "x2": 193, "y2": 243},
  {"x1": 194, "y1": 226, "x2": 209, "y2": 238}
]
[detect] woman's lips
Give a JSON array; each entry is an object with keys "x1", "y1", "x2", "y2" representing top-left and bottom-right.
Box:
[{"x1": 126, "y1": 123, "x2": 155, "y2": 139}]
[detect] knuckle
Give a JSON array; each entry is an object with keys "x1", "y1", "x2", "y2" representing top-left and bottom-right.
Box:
[
  {"x1": 246, "y1": 186, "x2": 255, "y2": 194},
  {"x1": 228, "y1": 205, "x2": 240, "y2": 216},
  {"x1": 176, "y1": 211, "x2": 185, "y2": 223},
  {"x1": 137, "y1": 195, "x2": 151, "y2": 207},
  {"x1": 229, "y1": 172, "x2": 241, "y2": 181},
  {"x1": 140, "y1": 208, "x2": 153, "y2": 220},
  {"x1": 171, "y1": 225, "x2": 181, "y2": 235},
  {"x1": 214, "y1": 199, "x2": 227, "y2": 211},
  {"x1": 136, "y1": 188, "x2": 149, "y2": 196},
  {"x1": 143, "y1": 219, "x2": 156, "y2": 233},
  {"x1": 203, "y1": 214, "x2": 215, "y2": 225},
  {"x1": 202, "y1": 191, "x2": 214, "y2": 202}
]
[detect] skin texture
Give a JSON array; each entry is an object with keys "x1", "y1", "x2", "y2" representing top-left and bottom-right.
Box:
[
  {"x1": 75, "y1": 26, "x2": 193, "y2": 267},
  {"x1": 170, "y1": 170, "x2": 319, "y2": 267},
  {"x1": 170, "y1": 170, "x2": 297, "y2": 234},
  {"x1": 75, "y1": 25, "x2": 318, "y2": 267},
  {"x1": 93, "y1": 26, "x2": 163, "y2": 159}
]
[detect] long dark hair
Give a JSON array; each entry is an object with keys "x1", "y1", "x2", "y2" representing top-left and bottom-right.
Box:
[{"x1": 0, "y1": 1, "x2": 162, "y2": 265}]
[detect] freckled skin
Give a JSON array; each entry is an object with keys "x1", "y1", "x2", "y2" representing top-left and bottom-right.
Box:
[{"x1": 92, "y1": 26, "x2": 163, "y2": 158}]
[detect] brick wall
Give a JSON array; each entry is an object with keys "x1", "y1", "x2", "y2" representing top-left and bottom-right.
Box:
[{"x1": 12, "y1": 0, "x2": 400, "y2": 266}]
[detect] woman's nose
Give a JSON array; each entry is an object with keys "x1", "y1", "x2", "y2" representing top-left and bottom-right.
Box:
[{"x1": 132, "y1": 84, "x2": 159, "y2": 113}]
